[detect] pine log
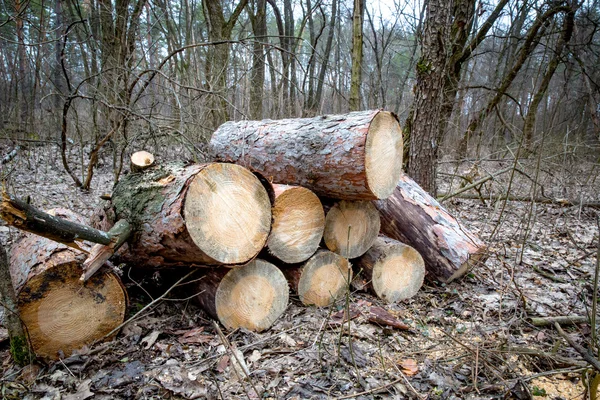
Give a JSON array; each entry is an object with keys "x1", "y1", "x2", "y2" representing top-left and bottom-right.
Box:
[
  {"x1": 111, "y1": 162, "x2": 272, "y2": 267},
  {"x1": 194, "y1": 259, "x2": 289, "y2": 332},
  {"x1": 323, "y1": 200, "x2": 380, "y2": 259},
  {"x1": 9, "y1": 209, "x2": 127, "y2": 360},
  {"x1": 354, "y1": 236, "x2": 425, "y2": 303},
  {"x1": 130, "y1": 151, "x2": 155, "y2": 172},
  {"x1": 266, "y1": 184, "x2": 325, "y2": 263},
  {"x1": 209, "y1": 110, "x2": 403, "y2": 200},
  {"x1": 280, "y1": 249, "x2": 352, "y2": 307},
  {"x1": 375, "y1": 174, "x2": 487, "y2": 282}
]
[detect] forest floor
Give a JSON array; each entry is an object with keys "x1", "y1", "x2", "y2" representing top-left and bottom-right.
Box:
[{"x1": 0, "y1": 143, "x2": 598, "y2": 400}]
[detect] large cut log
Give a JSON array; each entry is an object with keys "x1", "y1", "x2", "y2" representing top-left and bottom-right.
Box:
[
  {"x1": 323, "y1": 200, "x2": 380, "y2": 259},
  {"x1": 375, "y1": 174, "x2": 487, "y2": 282},
  {"x1": 194, "y1": 259, "x2": 289, "y2": 332},
  {"x1": 354, "y1": 236, "x2": 425, "y2": 303},
  {"x1": 266, "y1": 184, "x2": 325, "y2": 263},
  {"x1": 111, "y1": 162, "x2": 272, "y2": 267},
  {"x1": 280, "y1": 249, "x2": 352, "y2": 307},
  {"x1": 9, "y1": 209, "x2": 127, "y2": 360},
  {"x1": 209, "y1": 110, "x2": 403, "y2": 200}
]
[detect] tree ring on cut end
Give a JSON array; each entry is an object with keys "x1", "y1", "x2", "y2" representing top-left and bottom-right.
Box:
[
  {"x1": 372, "y1": 245, "x2": 424, "y2": 303},
  {"x1": 324, "y1": 201, "x2": 380, "y2": 259},
  {"x1": 364, "y1": 111, "x2": 403, "y2": 199},
  {"x1": 268, "y1": 186, "x2": 325, "y2": 263},
  {"x1": 184, "y1": 163, "x2": 272, "y2": 264},
  {"x1": 297, "y1": 251, "x2": 351, "y2": 307},
  {"x1": 215, "y1": 259, "x2": 289, "y2": 331}
]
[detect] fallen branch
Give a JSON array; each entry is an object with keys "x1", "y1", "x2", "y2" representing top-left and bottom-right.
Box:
[
  {"x1": 528, "y1": 316, "x2": 588, "y2": 327},
  {"x1": 437, "y1": 192, "x2": 600, "y2": 208},
  {"x1": 554, "y1": 322, "x2": 600, "y2": 372},
  {"x1": 80, "y1": 220, "x2": 132, "y2": 281},
  {"x1": 438, "y1": 166, "x2": 514, "y2": 202},
  {"x1": 1, "y1": 192, "x2": 112, "y2": 248}
]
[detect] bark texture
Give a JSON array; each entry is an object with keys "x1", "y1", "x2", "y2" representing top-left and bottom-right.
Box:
[
  {"x1": 8, "y1": 209, "x2": 126, "y2": 360},
  {"x1": 111, "y1": 162, "x2": 271, "y2": 267},
  {"x1": 209, "y1": 110, "x2": 403, "y2": 200},
  {"x1": 194, "y1": 259, "x2": 289, "y2": 332},
  {"x1": 375, "y1": 174, "x2": 487, "y2": 282},
  {"x1": 355, "y1": 236, "x2": 425, "y2": 303}
]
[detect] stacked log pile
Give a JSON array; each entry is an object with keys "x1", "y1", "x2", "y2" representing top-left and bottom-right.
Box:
[{"x1": 1, "y1": 111, "x2": 486, "y2": 360}]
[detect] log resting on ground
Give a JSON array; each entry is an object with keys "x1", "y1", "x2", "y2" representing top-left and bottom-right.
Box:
[
  {"x1": 354, "y1": 236, "x2": 425, "y2": 303},
  {"x1": 9, "y1": 209, "x2": 127, "y2": 360},
  {"x1": 266, "y1": 184, "x2": 325, "y2": 263},
  {"x1": 375, "y1": 174, "x2": 487, "y2": 282},
  {"x1": 194, "y1": 259, "x2": 289, "y2": 332},
  {"x1": 110, "y1": 162, "x2": 272, "y2": 267},
  {"x1": 209, "y1": 110, "x2": 403, "y2": 200},
  {"x1": 280, "y1": 249, "x2": 352, "y2": 307}
]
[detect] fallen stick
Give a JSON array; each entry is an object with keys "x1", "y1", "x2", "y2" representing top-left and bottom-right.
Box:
[
  {"x1": 528, "y1": 315, "x2": 588, "y2": 327},
  {"x1": 554, "y1": 322, "x2": 600, "y2": 372},
  {"x1": 437, "y1": 192, "x2": 600, "y2": 208},
  {"x1": 1, "y1": 192, "x2": 112, "y2": 248}
]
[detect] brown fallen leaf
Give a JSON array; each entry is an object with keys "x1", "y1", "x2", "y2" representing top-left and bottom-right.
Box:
[
  {"x1": 328, "y1": 305, "x2": 361, "y2": 328},
  {"x1": 367, "y1": 306, "x2": 411, "y2": 330},
  {"x1": 175, "y1": 327, "x2": 213, "y2": 344},
  {"x1": 216, "y1": 355, "x2": 230, "y2": 373},
  {"x1": 399, "y1": 359, "x2": 419, "y2": 376}
]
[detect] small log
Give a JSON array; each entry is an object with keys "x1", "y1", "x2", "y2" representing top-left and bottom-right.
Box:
[
  {"x1": 194, "y1": 259, "x2": 289, "y2": 332},
  {"x1": 1, "y1": 192, "x2": 112, "y2": 249},
  {"x1": 280, "y1": 249, "x2": 352, "y2": 307},
  {"x1": 80, "y1": 220, "x2": 132, "y2": 281},
  {"x1": 9, "y1": 209, "x2": 127, "y2": 360},
  {"x1": 266, "y1": 184, "x2": 325, "y2": 263},
  {"x1": 130, "y1": 151, "x2": 155, "y2": 172},
  {"x1": 529, "y1": 315, "x2": 588, "y2": 327},
  {"x1": 209, "y1": 110, "x2": 403, "y2": 200},
  {"x1": 354, "y1": 236, "x2": 425, "y2": 303},
  {"x1": 375, "y1": 174, "x2": 487, "y2": 282},
  {"x1": 323, "y1": 200, "x2": 380, "y2": 259},
  {"x1": 111, "y1": 162, "x2": 272, "y2": 267}
]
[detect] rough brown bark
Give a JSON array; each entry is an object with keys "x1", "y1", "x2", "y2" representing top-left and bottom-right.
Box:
[
  {"x1": 194, "y1": 259, "x2": 289, "y2": 332},
  {"x1": 266, "y1": 184, "x2": 325, "y2": 263},
  {"x1": 354, "y1": 236, "x2": 425, "y2": 303},
  {"x1": 323, "y1": 200, "x2": 380, "y2": 259},
  {"x1": 375, "y1": 174, "x2": 487, "y2": 282},
  {"x1": 280, "y1": 249, "x2": 351, "y2": 307},
  {"x1": 209, "y1": 110, "x2": 403, "y2": 200},
  {"x1": 110, "y1": 162, "x2": 272, "y2": 267},
  {"x1": 8, "y1": 209, "x2": 127, "y2": 360}
]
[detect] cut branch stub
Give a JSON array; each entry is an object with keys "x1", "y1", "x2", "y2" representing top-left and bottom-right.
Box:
[
  {"x1": 267, "y1": 184, "x2": 325, "y2": 263},
  {"x1": 130, "y1": 151, "x2": 155, "y2": 172},
  {"x1": 112, "y1": 162, "x2": 272, "y2": 267},
  {"x1": 354, "y1": 236, "x2": 425, "y2": 303},
  {"x1": 281, "y1": 249, "x2": 352, "y2": 307},
  {"x1": 375, "y1": 173, "x2": 487, "y2": 282},
  {"x1": 195, "y1": 259, "x2": 289, "y2": 332},
  {"x1": 209, "y1": 110, "x2": 403, "y2": 200},
  {"x1": 9, "y1": 209, "x2": 126, "y2": 360},
  {"x1": 323, "y1": 200, "x2": 381, "y2": 259}
]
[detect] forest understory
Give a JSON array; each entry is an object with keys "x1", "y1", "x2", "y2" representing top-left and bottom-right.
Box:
[{"x1": 0, "y1": 142, "x2": 598, "y2": 400}]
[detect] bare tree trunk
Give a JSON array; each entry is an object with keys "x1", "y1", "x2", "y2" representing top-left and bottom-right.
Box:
[
  {"x1": 249, "y1": 0, "x2": 266, "y2": 119},
  {"x1": 349, "y1": 0, "x2": 364, "y2": 111}
]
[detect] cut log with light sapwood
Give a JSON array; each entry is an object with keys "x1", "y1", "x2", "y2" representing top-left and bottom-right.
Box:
[
  {"x1": 266, "y1": 184, "x2": 325, "y2": 263},
  {"x1": 375, "y1": 174, "x2": 487, "y2": 282},
  {"x1": 209, "y1": 110, "x2": 403, "y2": 200},
  {"x1": 194, "y1": 259, "x2": 289, "y2": 332},
  {"x1": 110, "y1": 162, "x2": 272, "y2": 267},
  {"x1": 354, "y1": 236, "x2": 425, "y2": 303},
  {"x1": 280, "y1": 249, "x2": 352, "y2": 307},
  {"x1": 8, "y1": 209, "x2": 127, "y2": 360},
  {"x1": 130, "y1": 150, "x2": 155, "y2": 172},
  {"x1": 323, "y1": 200, "x2": 380, "y2": 259}
]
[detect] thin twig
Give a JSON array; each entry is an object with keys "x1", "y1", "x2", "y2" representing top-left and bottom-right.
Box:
[{"x1": 554, "y1": 322, "x2": 600, "y2": 372}]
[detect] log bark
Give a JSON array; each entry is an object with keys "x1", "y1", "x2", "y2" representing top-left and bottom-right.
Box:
[
  {"x1": 8, "y1": 209, "x2": 127, "y2": 360},
  {"x1": 323, "y1": 200, "x2": 380, "y2": 259},
  {"x1": 194, "y1": 259, "x2": 289, "y2": 332},
  {"x1": 280, "y1": 249, "x2": 352, "y2": 307},
  {"x1": 130, "y1": 151, "x2": 155, "y2": 172},
  {"x1": 209, "y1": 110, "x2": 403, "y2": 200},
  {"x1": 375, "y1": 174, "x2": 487, "y2": 282},
  {"x1": 111, "y1": 162, "x2": 272, "y2": 267},
  {"x1": 266, "y1": 184, "x2": 325, "y2": 263},
  {"x1": 354, "y1": 236, "x2": 425, "y2": 303}
]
